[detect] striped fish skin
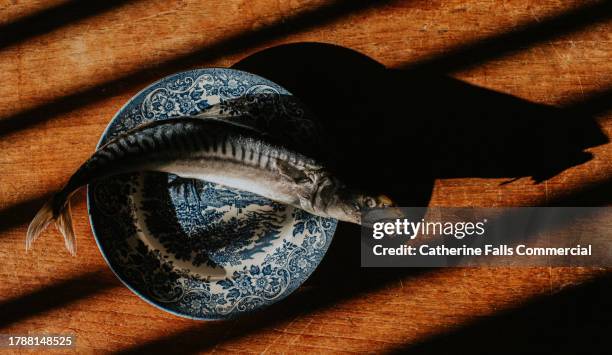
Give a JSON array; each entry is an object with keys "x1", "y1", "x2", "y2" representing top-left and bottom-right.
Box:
[
  {"x1": 26, "y1": 117, "x2": 394, "y2": 255},
  {"x1": 70, "y1": 118, "x2": 341, "y2": 214}
]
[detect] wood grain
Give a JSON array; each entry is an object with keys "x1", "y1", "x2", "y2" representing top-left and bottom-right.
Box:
[{"x1": 0, "y1": 0, "x2": 610, "y2": 353}]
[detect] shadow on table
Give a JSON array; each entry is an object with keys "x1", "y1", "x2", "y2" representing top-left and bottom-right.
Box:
[
  {"x1": 233, "y1": 42, "x2": 607, "y2": 196},
  {"x1": 118, "y1": 268, "x2": 612, "y2": 355},
  {"x1": 0, "y1": 0, "x2": 133, "y2": 51},
  {"x1": 0, "y1": 269, "x2": 116, "y2": 329},
  {"x1": 385, "y1": 271, "x2": 612, "y2": 354},
  {"x1": 227, "y1": 42, "x2": 609, "y2": 353},
  {"x1": 232, "y1": 39, "x2": 608, "y2": 299}
]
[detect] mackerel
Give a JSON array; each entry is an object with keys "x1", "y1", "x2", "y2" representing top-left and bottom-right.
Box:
[{"x1": 26, "y1": 117, "x2": 393, "y2": 255}]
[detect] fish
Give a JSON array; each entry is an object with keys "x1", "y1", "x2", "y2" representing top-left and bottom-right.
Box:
[{"x1": 26, "y1": 116, "x2": 394, "y2": 255}]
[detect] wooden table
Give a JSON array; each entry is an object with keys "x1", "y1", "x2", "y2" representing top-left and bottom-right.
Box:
[{"x1": 1, "y1": 0, "x2": 610, "y2": 353}]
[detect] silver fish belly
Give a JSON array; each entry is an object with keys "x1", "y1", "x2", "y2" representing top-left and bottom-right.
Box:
[{"x1": 26, "y1": 117, "x2": 391, "y2": 255}]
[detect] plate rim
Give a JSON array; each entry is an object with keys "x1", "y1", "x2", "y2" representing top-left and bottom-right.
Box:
[{"x1": 86, "y1": 67, "x2": 337, "y2": 320}]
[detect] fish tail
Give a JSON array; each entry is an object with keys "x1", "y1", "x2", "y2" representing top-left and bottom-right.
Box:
[{"x1": 26, "y1": 192, "x2": 77, "y2": 256}]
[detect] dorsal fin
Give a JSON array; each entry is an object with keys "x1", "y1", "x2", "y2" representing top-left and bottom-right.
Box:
[{"x1": 100, "y1": 115, "x2": 266, "y2": 150}]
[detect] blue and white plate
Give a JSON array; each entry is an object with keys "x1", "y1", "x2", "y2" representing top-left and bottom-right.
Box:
[{"x1": 87, "y1": 68, "x2": 337, "y2": 320}]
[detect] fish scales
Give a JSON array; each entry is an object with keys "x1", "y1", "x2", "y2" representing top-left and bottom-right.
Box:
[{"x1": 26, "y1": 116, "x2": 394, "y2": 255}]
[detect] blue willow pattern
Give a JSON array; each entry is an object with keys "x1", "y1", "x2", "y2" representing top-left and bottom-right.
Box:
[{"x1": 88, "y1": 69, "x2": 336, "y2": 319}]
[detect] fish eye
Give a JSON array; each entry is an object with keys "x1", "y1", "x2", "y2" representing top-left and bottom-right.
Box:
[
  {"x1": 376, "y1": 194, "x2": 394, "y2": 207},
  {"x1": 364, "y1": 197, "x2": 377, "y2": 208}
]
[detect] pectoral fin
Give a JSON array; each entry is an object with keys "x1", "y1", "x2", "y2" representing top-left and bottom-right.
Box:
[{"x1": 276, "y1": 160, "x2": 313, "y2": 185}]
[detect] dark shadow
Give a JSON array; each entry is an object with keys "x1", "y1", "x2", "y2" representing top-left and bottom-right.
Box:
[
  {"x1": 116, "y1": 261, "x2": 431, "y2": 354},
  {"x1": 233, "y1": 43, "x2": 608, "y2": 197},
  {"x1": 385, "y1": 272, "x2": 612, "y2": 355},
  {"x1": 401, "y1": 0, "x2": 612, "y2": 73},
  {"x1": 0, "y1": 193, "x2": 50, "y2": 234},
  {"x1": 0, "y1": 0, "x2": 400, "y2": 138},
  {"x1": 548, "y1": 176, "x2": 612, "y2": 207},
  {"x1": 0, "y1": 190, "x2": 85, "y2": 235},
  {"x1": 0, "y1": 0, "x2": 133, "y2": 51},
  {"x1": 0, "y1": 269, "x2": 116, "y2": 329},
  {"x1": 1, "y1": 0, "x2": 610, "y2": 139},
  {"x1": 563, "y1": 85, "x2": 612, "y2": 119}
]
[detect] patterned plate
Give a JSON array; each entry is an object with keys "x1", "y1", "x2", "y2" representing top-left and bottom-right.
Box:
[{"x1": 87, "y1": 68, "x2": 337, "y2": 319}]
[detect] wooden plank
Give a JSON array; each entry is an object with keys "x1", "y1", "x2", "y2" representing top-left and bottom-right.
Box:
[{"x1": 0, "y1": 0, "x2": 610, "y2": 353}]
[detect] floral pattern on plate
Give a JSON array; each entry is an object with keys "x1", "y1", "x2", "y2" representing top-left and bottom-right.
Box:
[{"x1": 87, "y1": 68, "x2": 336, "y2": 319}]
